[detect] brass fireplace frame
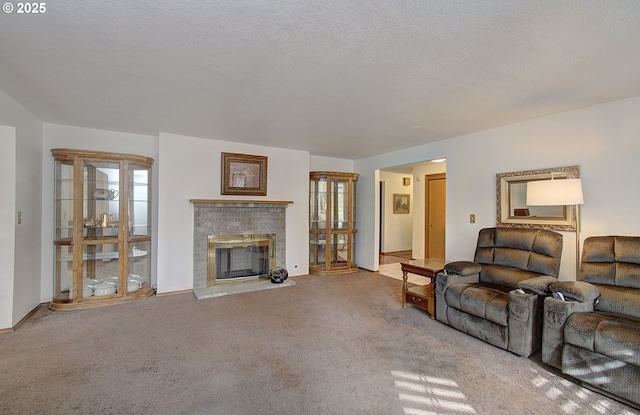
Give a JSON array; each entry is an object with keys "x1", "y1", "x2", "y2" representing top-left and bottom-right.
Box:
[{"x1": 207, "y1": 234, "x2": 276, "y2": 285}]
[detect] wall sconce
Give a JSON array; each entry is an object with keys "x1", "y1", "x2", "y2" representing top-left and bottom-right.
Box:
[{"x1": 403, "y1": 177, "x2": 411, "y2": 186}]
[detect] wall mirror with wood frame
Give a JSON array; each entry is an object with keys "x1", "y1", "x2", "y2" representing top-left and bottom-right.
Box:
[{"x1": 496, "y1": 165, "x2": 580, "y2": 231}]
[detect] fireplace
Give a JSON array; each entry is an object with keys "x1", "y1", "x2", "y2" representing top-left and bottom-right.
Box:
[
  {"x1": 208, "y1": 234, "x2": 275, "y2": 284},
  {"x1": 191, "y1": 200, "x2": 291, "y2": 290}
]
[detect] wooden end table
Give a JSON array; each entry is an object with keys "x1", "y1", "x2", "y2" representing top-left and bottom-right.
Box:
[{"x1": 401, "y1": 258, "x2": 446, "y2": 319}]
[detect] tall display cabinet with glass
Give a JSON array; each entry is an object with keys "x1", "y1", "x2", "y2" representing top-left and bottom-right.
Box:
[
  {"x1": 309, "y1": 171, "x2": 359, "y2": 275},
  {"x1": 51, "y1": 149, "x2": 154, "y2": 310}
]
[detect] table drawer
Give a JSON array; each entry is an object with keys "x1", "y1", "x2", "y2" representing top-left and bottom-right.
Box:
[
  {"x1": 405, "y1": 285, "x2": 434, "y2": 316},
  {"x1": 405, "y1": 291, "x2": 428, "y2": 306}
]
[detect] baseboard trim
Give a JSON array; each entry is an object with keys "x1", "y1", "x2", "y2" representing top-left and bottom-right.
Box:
[
  {"x1": 0, "y1": 302, "x2": 48, "y2": 333},
  {"x1": 155, "y1": 288, "x2": 194, "y2": 297},
  {"x1": 381, "y1": 250, "x2": 412, "y2": 256}
]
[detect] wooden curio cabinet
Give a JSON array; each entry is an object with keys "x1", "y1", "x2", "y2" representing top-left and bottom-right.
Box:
[
  {"x1": 51, "y1": 149, "x2": 154, "y2": 310},
  {"x1": 309, "y1": 171, "x2": 359, "y2": 275}
]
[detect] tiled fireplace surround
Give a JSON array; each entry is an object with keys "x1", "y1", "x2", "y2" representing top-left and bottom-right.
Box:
[{"x1": 191, "y1": 200, "x2": 290, "y2": 289}]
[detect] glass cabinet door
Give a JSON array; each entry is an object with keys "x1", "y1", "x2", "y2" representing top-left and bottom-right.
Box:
[
  {"x1": 127, "y1": 163, "x2": 152, "y2": 292},
  {"x1": 309, "y1": 177, "x2": 326, "y2": 231},
  {"x1": 82, "y1": 160, "x2": 121, "y2": 298},
  {"x1": 53, "y1": 160, "x2": 74, "y2": 301},
  {"x1": 331, "y1": 178, "x2": 348, "y2": 230},
  {"x1": 83, "y1": 161, "x2": 120, "y2": 239},
  {"x1": 129, "y1": 164, "x2": 150, "y2": 237},
  {"x1": 329, "y1": 233, "x2": 350, "y2": 267},
  {"x1": 54, "y1": 160, "x2": 74, "y2": 241}
]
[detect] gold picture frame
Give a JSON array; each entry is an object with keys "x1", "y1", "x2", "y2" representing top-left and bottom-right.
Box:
[
  {"x1": 221, "y1": 152, "x2": 268, "y2": 196},
  {"x1": 393, "y1": 193, "x2": 410, "y2": 214}
]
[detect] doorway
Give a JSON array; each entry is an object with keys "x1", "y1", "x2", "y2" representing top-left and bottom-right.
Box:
[
  {"x1": 377, "y1": 159, "x2": 446, "y2": 269},
  {"x1": 425, "y1": 173, "x2": 446, "y2": 260}
]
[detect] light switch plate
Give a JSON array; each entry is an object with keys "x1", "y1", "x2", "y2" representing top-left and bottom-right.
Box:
[{"x1": 470, "y1": 214, "x2": 476, "y2": 224}]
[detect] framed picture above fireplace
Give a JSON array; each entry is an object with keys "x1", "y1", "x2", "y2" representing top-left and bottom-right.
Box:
[{"x1": 221, "y1": 152, "x2": 268, "y2": 196}]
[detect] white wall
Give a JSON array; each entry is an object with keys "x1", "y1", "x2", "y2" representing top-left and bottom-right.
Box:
[
  {"x1": 41, "y1": 124, "x2": 159, "y2": 301},
  {"x1": 310, "y1": 155, "x2": 354, "y2": 172},
  {"x1": 0, "y1": 89, "x2": 43, "y2": 329},
  {"x1": 157, "y1": 133, "x2": 310, "y2": 294},
  {"x1": 379, "y1": 171, "x2": 413, "y2": 253},
  {"x1": 0, "y1": 126, "x2": 17, "y2": 329},
  {"x1": 355, "y1": 96, "x2": 640, "y2": 281}
]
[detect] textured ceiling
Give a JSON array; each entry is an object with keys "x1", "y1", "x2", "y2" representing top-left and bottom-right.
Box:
[{"x1": 1, "y1": 1, "x2": 639, "y2": 159}]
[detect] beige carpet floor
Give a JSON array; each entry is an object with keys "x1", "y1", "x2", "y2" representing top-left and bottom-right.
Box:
[{"x1": 0, "y1": 270, "x2": 636, "y2": 415}]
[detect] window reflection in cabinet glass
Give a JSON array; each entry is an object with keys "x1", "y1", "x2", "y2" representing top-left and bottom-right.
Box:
[
  {"x1": 351, "y1": 181, "x2": 357, "y2": 228},
  {"x1": 310, "y1": 178, "x2": 326, "y2": 230},
  {"x1": 331, "y1": 179, "x2": 348, "y2": 230},
  {"x1": 55, "y1": 161, "x2": 74, "y2": 240},
  {"x1": 128, "y1": 240, "x2": 150, "y2": 290},
  {"x1": 330, "y1": 233, "x2": 349, "y2": 266},
  {"x1": 83, "y1": 243, "x2": 119, "y2": 282},
  {"x1": 309, "y1": 234, "x2": 326, "y2": 267},
  {"x1": 129, "y1": 166, "x2": 150, "y2": 237},
  {"x1": 54, "y1": 244, "x2": 73, "y2": 300},
  {"x1": 83, "y1": 162, "x2": 120, "y2": 235}
]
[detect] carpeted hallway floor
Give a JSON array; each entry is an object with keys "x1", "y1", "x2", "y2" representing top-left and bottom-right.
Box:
[{"x1": 0, "y1": 270, "x2": 636, "y2": 415}]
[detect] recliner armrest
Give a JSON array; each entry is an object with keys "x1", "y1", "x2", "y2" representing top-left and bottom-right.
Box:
[
  {"x1": 542, "y1": 296, "x2": 596, "y2": 368},
  {"x1": 444, "y1": 261, "x2": 482, "y2": 276},
  {"x1": 435, "y1": 270, "x2": 479, "y2": 293},
  {"x1": 549, "y1": 281, "x2": 600, "y2": 303},
  {"x1": 518, "y1": 275, "x2": 558, "y2": 296},
  {"x1": 437, "y1": 261, "x2": 481, "y2": 293}
]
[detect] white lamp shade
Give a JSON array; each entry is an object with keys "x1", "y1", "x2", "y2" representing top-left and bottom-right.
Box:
[{"x1": 526, "y1": 178, "x2": 584, "y2": 206}]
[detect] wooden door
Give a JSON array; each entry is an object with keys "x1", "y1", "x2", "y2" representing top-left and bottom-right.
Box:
[{"x1": 425, "y1": 173, "x2": 446, "y2": 260}]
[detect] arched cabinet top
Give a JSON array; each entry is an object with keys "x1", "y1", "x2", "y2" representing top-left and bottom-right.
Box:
[
  {"x1": 51, "y1": 148, "x2": 154, "y2": 167},
  {"x1": 310, "y1": 171, "x2": 359, "y2": 180}
]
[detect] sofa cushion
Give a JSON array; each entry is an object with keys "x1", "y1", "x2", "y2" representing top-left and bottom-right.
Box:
[
  {"x1": 446, "y1": 307, "x2": 509, "y2": 350},
  {"x1": 564, "y1": 312, "x2": 640, "y2": 367},
  {"x1": 480, "y1": 264, "x2": 543, "y2": 289},
  {"x1": 474, "y1": 227, "x2": 563, "y2": 287},
  {"x1": 445, "y1": 283, "x2": 510, "y2": 326},
  {"x1": 581, "y1": 236, "x2": 640, "y2": 289},
  {"x1": 593, "y1": 284, "x2": 640, "y2": 319},
  {"x1": 494, "y1": 246, "x2": 530, "y2": 270},
  {"x1": 562, "y1": 344, "x2": 640, "y2": 407}
]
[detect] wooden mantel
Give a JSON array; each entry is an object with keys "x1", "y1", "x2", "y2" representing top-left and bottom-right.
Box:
[{"x1": 190, "y1": 199, "x2": 293, "y2": 204}]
